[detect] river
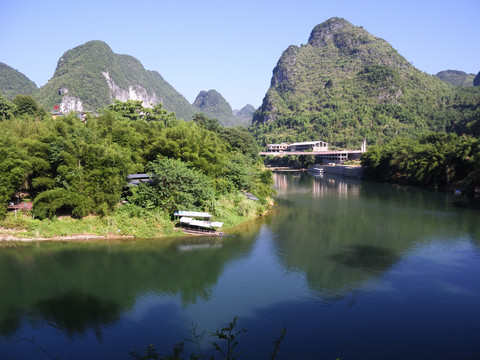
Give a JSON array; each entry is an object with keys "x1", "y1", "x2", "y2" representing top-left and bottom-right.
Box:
[{"x1": 1, "y1": 172, "x2": 480, "y2": 359}]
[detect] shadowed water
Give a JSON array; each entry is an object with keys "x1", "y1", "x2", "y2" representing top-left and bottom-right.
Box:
[{"x1": 1, "y1": 172, "x2": 480, "y2": 359}]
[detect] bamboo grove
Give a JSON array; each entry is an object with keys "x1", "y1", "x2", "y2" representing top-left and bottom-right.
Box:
[{"x1": 0, "y1": 95, "x2": 273, "y2": 221}]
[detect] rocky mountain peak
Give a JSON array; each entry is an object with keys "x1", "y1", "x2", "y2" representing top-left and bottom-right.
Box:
[{"x1": 307, "y1": 17, "x2": 354, "y2": 48}]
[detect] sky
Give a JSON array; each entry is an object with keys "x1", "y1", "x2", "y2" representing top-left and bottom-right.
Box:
[{"x1": 1, "y1": 0, "x2": 479, "y2": 110}]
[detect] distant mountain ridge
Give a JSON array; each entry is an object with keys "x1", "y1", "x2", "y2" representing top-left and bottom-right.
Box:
[
  {"x1": 2, "y1": 30, "x2": 477, "y2": 138},
  {"x1": 1, "y1": 41, "x2": 253, "y2": 125},
  {"x1": 193, "y1": 89, "x2": 253, "y2": 126},
  {"x1": 436, "y1": 70, "x2": 475, "y2": 87},
  {"x1": 252, "y1": 17, "x2": 480, "y2": 147},
  {"x1": 34, "y1": 40, "x2": 197, "y2": 120},
  {"x1": 0, "y1": 62, "x2": 38, "y2": 100},
  {"x1": 234, "y1": 104, "x2": 255, "y2": 124}
]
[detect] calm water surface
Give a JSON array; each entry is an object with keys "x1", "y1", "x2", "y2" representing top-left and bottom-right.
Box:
[{"x1": 1, "y1": 173, "x2": 480, "y2": 359}]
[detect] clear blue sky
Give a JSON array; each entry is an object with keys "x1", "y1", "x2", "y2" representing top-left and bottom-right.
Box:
[{"x1": 1, "y1": 0, "x2": 478, "y2": 110}]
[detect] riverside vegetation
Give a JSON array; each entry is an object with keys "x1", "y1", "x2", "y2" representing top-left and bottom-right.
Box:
[
  {"x1": 361, "y1": 132, "x2": 480, "y2": 193},
  {"x1": 0, "y1": 95, "x2": 273, "y2": 239}
]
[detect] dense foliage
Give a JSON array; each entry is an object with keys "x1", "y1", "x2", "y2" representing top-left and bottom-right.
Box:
[
  {"x1": 0, "y1": 97, "x2": 273, "y2": 221},
  {"x1": 361, "y1": 133, "x2": 480, "y2": 192},
  {"x1": 251, "y1": 18, "x2": 480, "y2": 149},
  {"x1": 129, "y1": 157, "x2": 216, "y2": 214}
]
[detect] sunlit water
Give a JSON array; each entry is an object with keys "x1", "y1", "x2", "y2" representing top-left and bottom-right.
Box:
[{"x1": 1, "y1": 172, "x2": 480, "y2": 359}]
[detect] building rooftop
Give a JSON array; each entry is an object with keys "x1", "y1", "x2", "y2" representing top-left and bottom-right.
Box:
[{"x1": 289, "y1": 141, "x2": 328, "y2": 146}]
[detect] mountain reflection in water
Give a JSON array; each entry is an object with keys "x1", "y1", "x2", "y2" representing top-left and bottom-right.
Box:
[{"x1": 1, "y1": 172, "x2": 480, "y2": 360}]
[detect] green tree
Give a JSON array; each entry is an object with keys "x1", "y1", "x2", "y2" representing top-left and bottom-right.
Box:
[
  {"x1": 108, "y1": 100, "x2": 177, "y2": 125},
  {"x1": 0, "y1": 93, "x2": 14, "y2": 120},
  {"x1": 129, "y1": 157, "x2": 215, "y2": 214},
  {"x1": 193, "y1": 113, "x2": 221, "y2": 133},
  {"x1": 12, "y1": 94, "x2": 46, "y2": 118},
  {"x1": 219, "y1": 127, "x2": 259, "y2": 159},
  {"x1": 0, "y1": 130, "x2": 32, "y2": 217},
  {"x1": 108, "y1": 99, "x2": 145, "y2": 121}
]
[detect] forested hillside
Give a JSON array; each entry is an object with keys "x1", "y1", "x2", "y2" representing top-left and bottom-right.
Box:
[
  {"x1": 0, "y1": 63, "x2": 37, "y2": 100},
  {"x1": 252, "y1": 17, "x2": 480, "y2": 148},
  {"x1": 234, "y1": 104, "x2": 255, "y2": 125}
]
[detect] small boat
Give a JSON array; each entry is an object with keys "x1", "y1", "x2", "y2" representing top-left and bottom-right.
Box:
[{"x1": 175, "y1": 212, "x2": 224, "y2": 236}]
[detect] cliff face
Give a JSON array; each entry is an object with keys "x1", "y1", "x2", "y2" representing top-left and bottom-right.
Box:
[{"x1": 35, "y1": 41, "x2": 196, "y2": 119}]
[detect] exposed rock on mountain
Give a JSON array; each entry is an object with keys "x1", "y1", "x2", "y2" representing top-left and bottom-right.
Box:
[
  {"x1": 35, "y1": 41, "x2": 196, "y2": 119},
  {"x1": 0, "y1": 62, "x2": 38, "y2": 100}
]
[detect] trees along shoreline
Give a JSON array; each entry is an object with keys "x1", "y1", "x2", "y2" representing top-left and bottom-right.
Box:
[
  {"x1": 0, "y1": 97, "x2": 274, "y2": 239},
  {"x1": 1, "y1": 93, "x2": 479, "y2": 239},
  {"x1": 361, "y1": 133, "x2": 480, "y2": 194}
]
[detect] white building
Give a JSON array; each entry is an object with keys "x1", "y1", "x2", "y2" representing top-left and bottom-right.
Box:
[
  {"x1": 287, "y1": 141, "x2": 329, "y2": 152},
  {"x1": 267, "y1": 143, "x2": 290, "y2": 152}
]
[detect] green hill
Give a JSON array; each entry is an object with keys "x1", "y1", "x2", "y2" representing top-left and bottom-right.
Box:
[
  {"x1": 0, "y1": 62, "x2": 38, "y2": 100},
  {"x1": 193, "y1": 89, "x2": 243, "y2": 126},
  {"x1": 35, "y1": 41, "x2": 196, "y2": 120},
  {"x1": 234, "y1": 104, "x2": 255, "y2": 126},
  {"x1": 252, "y1": 17, "x2": 480, "y2": 148},
  {"x1": 436, "y1": 70, "x2": 476, "y2": 87}
]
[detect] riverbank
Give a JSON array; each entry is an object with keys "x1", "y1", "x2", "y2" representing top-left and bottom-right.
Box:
[
  {"x1": 268, "y1": 164, "x2": 364, "y2": 178},
  {"x1": 266, "y1": 166, "x2": 308, "y2": 171},
  {"x1": 0, "y1": 193, "x2": 272, "y2": 242}
]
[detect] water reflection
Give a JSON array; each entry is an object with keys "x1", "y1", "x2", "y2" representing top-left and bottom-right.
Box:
[
  {"x1": 0, "y1": 235, "x2": 256, "y2": 338},
  {"x1": 273, "y1": 171, "x2": 361, "y2": 199},
  {"x1": 269, "y1": 172, "x2": 480, "y2": 297},
  {"x1": 329, "y1": 244, "x2": 399, "y2": 270},
  {"x1": 33, "y1": 291, "x2": 120, "y2": 340},
  {"x1": 2, "y1": 173, "x2": 480, "y2": 360}
]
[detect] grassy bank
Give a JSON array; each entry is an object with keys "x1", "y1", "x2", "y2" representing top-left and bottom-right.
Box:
[{"x1": 0, "y1": 193, "x2": 273, "y2": 240}]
